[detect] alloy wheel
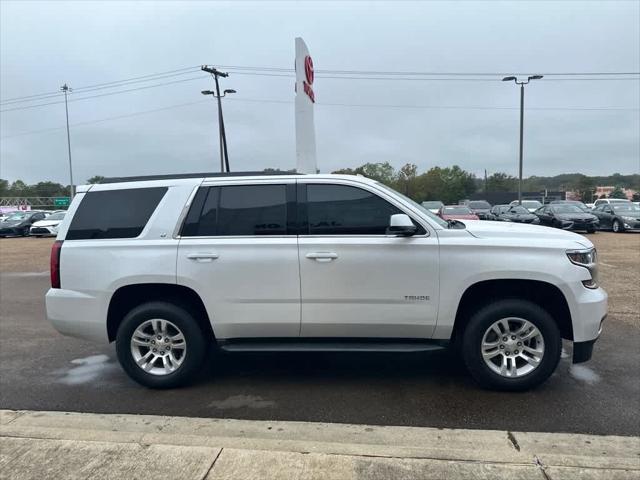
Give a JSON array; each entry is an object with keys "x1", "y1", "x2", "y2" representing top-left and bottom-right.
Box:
[
  {"x1": 481, "y1": 317, "x2": 545, "y2": 378},
  {"x1": 130, "y1": 319, "x2": 187, "y2": 376}
]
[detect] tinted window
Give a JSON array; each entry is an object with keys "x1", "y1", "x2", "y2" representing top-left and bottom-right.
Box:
[
  {"x1": 469, "y1": 201, "x2": 491, "y2": 209},
  {"x1": 182, "y1": 185, "x2": 287, "y2": 236},
  {"x1": 67, "y1": 187, "x2": 167, "y2": 240},
  {"x1": 306, "y1": 184, "x2": 405, "y2": 235}
]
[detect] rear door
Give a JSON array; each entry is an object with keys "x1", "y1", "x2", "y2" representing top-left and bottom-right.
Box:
[
  {"x1": 297, "y1": 179, "x2": 439, "y2": 339},
  {"x1": 177, "y1": 180, "x2": 300, "y2": 339}
]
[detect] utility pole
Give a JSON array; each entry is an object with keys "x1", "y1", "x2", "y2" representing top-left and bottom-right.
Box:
[
  {"x1": 484, "y1": 169, "x2": 488, "y2": 193},
  {"x1": 502, "y1": 75, "x2": 543, "y2": 205},
  {"x1": 61, "y1": 84, "x2": 74, "y2": 198},
  {"x1": 201, "y1": 66, "x2": 235, "y2": 172}
]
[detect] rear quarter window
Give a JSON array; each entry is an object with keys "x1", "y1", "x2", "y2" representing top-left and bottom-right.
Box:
[{"x1": 66, "y1": 187, "x2": 167, "y2": 240}]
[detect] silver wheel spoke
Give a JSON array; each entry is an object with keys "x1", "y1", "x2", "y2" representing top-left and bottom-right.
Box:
[
  {"x1": 482, "y1": 317, "x2": 545, "y2": 379},
  {"x1": 130, "y1": 319, "x2": 187, "y2": 377}
]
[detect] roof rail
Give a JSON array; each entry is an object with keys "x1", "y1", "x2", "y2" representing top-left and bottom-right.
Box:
[{"x1": 101, "y1": 171, "x2": 302, "y2": 184}]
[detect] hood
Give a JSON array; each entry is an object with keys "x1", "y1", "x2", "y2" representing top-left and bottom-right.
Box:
[
  {"x1": 616, "y1": 211, "x2": 640, "y2": 218},
  {"x1": 0, "y1": 220, "x2": 24, "y2": 227},
  {"x1": 32, "y1": 219, "x2": 62, "y2": 227},
  {"x1": 461, "y1": 220, "x2": 592, "y2": 248}
]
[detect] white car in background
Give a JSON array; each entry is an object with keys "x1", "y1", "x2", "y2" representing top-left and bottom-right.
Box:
[
  {"x1": 29, "y1": 211, "x2": 66, "y2": 237},
  {"x1": 509, "y1": 200, "x2": 543, "y2": 213}
]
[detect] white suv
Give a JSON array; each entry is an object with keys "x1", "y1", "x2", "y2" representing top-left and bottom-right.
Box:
[{"x1": 46, "y1": 173, "x2": 607, "y2": 390}]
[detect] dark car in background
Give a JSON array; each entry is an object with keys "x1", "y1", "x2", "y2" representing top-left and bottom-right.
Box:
[
  {"x1": 535, "y1": 204, "x2": 599, "y2": 233},
  {"x1": 0, "y1": 211, "x2": 48, "y2": 237},
  {"x1": 490, "y1": 205, "x2": 540, "y2": 224},
  {"x1": 592, "y1": 202, "x2": 640, "y2": 233},
  {"x1": 464, "y1": 200, "x2": 493, "y2": 219},
  {"x1": 549, "y1": 200, "x2": 592, "y2": 213}
]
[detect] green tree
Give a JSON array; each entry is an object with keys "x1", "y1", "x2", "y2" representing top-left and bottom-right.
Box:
[
  {"x1": 0, "y1": 179, "x2": 9, "y2": 196},
  {"x1": 609, "y1": 185, "x2": 627, "y2": 199},
  {"x1": 572, "y1": 175, "x2": 596, "y2": 203},
  {"x1": 32, "y1": 181, "x2": 66, "y2": 197},
  {"x1": 86, "y1": 175, "x2": 106, "y2": 184},
  {"x1": 8, "y1": 180, "x2": 31, "y2": 196},
  {"x1": 486, "y1": 172, "x2": 517, "y2": 192},
  {"x1": 395, "y1": 163, "x2": 418, "y2": 197}
]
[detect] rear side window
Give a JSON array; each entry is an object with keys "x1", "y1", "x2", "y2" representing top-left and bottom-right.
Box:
[
  {"x1": 67, "y1": 187, "x2": 167, "y2": 240},
  {"x1": 305, "y1": 184, "x2": 408, "y2": 235},
  {"x1": 182, "y1": 184, "x2": 287, "y2": 236}
]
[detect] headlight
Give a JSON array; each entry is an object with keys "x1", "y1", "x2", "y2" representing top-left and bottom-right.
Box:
[{"x1": 566, "y1": 248, "x2": 598, "y2": 289}]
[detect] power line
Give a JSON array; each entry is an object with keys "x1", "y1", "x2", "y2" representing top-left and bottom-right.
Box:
[
  {"x1": 0, "y1": 76, "x2": 206, "y2": 113},
  {"x1": 0, "y1": 66, "x2": 201, "y2": 105},
  {"x1": 2, "y1": 96, "x2": 637, "y2": 140}
]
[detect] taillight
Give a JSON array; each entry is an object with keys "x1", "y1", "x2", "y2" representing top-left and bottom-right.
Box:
[{"x1": 50, "y1": 240, "x2": 63, "y2": 288}]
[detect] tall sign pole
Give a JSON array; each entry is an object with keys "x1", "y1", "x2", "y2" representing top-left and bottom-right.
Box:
[{"x1": 294, "y1": 37, "x2": 317, "y2": 174}]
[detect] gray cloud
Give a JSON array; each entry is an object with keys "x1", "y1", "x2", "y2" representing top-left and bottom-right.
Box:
[{"x1": 1, "y1": 0, "x2": 638, "y2": 185}]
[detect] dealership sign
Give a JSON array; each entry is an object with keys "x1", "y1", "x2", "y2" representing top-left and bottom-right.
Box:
[{"x1": 294, "y1": 37, "x2": 317, "y2": 175}]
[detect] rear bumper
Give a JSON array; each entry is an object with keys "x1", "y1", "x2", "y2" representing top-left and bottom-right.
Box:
[{"x1": 46, "y1": 288, "x2": 109, "y2": 343}]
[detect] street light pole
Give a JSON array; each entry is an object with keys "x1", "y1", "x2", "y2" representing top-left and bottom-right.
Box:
[
  {"x1": 61, "y1": 84, "x2": 74, "y2": 199},
  {"x1": 201, "y1": 66, "x2": 235, "y2": 172},
  {"x1": 502, "y1": 75, "x2": 543, "y2": 205}
]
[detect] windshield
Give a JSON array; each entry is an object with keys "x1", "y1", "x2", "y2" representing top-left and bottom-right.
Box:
[
  {"x1": 553, "y1": 205, "x2": 583, "y2": 214},
  {"x1": 46, "y1": 212, "x2": 66, "y2": 220},
  {"x1": 613, "y1": 204, "x2": 640, "y2": 213},
  {"x1": 421, "y1": 201, "x2": 443, "y2": 209},
  {"x1": 509, "y1": 206, "x2": 529, "y2": 214},
  {"x1": 444, "y1": 206, "x2": 472, "y2": 215},
  {"x1": 522, "y1": 201, "x2": 542, "y2": 209},
  {"x1": 376, "y1": 183, "x2": 448, "y2": 228},
  {"x1": 5, "y1": 212, "x2": 28, "y2": 220},
  {"x1": 469, "y1": 201, "x2": 491, "y2": 209}
]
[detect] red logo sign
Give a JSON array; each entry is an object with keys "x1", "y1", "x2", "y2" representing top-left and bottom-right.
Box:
[{"x1": 304, "y1": 56, "x2": 314, "y2": 85}]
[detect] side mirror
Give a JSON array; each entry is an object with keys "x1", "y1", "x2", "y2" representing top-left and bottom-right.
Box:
[{"x1": 387, "y1": 214, "x2": 417, "y2": 236}]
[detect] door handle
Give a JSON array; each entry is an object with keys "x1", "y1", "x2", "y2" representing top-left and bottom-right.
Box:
[
  {"x1": 306, "y1": 252, "x2": 338, "y2": 263},
  {"x1": 186, "y1": 253, "x2": 219, "y2": 262}
]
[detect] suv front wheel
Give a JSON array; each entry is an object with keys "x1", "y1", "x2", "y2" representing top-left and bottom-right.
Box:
[
  {"x1": 116, "y1": 301, "x2": 207, "y2": 388},
  {"x1": 462, "y1": 299, "x2": 561, "y2": 391}
]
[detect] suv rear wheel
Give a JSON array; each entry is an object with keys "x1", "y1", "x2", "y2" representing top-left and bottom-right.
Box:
[
  {"x1": 461, "y1": 299, "x2": 561, "y2": 391},
  {"x1": 115, "y1": 301, "x2": 207, "y2": 388}
]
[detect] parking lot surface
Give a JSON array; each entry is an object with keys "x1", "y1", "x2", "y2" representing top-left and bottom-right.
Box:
[{"x1": 1, "y1": 233, "x2": 638, "y2": 436}]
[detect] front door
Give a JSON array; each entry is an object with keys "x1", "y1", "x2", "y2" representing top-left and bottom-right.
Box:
[
  {"x1": 297, "y1": 181, "x2": 439, "y2": 338},
  {"x1": 177, "y1": 182, "x2": 300, "y2": 339}
]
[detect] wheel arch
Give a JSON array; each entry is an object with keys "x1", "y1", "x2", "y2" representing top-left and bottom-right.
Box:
[
  {"x1": 107, "y1": 283, "x2": 214, "y2": 343},
  {"x1": 451, "y1": 279, "x2": 573, "y2": 344}
]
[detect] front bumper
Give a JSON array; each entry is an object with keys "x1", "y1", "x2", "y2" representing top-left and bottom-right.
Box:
[
  {"x1": 30, "y1": 226, "x2": 57, "y2": 236},
  {"x1": 0, "y1": 227, "x2": 24, "y2": 236}
]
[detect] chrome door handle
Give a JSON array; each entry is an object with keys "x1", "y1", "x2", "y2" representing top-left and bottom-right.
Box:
[
  {"x1": 186, "y1": 253, "x2": 219, "y2": 262},
  {"x1": 306, "y1": 252, "x2": 338, "y2": 263}
]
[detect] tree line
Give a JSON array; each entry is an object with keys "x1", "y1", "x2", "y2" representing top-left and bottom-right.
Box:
[{"x1": 1, "y1": 169, "x2": 638, "y2": 204}]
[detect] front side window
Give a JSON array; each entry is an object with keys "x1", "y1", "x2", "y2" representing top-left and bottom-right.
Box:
[
  {"x1": 67, "y1": 187, "x2": 167, "y2": 240},
  {"x1": 305, "y1": 184, "x2": 415, "y2": 235},
  {"x1": 182, "y1": 184, "x2": 287, "y2": 236}
]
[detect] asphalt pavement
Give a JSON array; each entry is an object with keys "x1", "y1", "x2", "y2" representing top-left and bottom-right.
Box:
[{"x1": 1, "y1": 270, "x2": 638, "y2": 436}]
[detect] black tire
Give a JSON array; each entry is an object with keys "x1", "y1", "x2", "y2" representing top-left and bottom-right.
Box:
[
  {"x1": 116, "y1": 301, "x2": 208, "y2": 388},
  {"x1": 586, "y1": 228, "x2": 596, "y2": 234},
  {"x1": 461, "y1": 299, "x2": 561, "y2": 391},
  {"x1": 612, "y1": 220, "x2": 623, "y2": 233}
]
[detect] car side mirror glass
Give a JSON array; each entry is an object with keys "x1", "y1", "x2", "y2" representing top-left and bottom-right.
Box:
[{"x1": 387, "y1": 214, "x2": 417, "y2": 237}]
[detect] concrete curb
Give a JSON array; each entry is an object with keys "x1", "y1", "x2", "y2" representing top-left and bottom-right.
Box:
[{"x1": 1, "y1": 410, "x2": 639, "y2": 479}]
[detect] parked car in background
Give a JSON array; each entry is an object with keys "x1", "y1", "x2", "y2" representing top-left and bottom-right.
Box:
[
  {"x1": 437, "y1": 205, "x2": 479, "y2": 221},
  {"x1": 535, "y1": 204, "x2": 599, "y2": 233},
  {"x1": 509, "y1": 200, "x2": 543, "y2": 213},
  {"x1": 593, "y1": 198, "x2": 632, "y2": 209},
  {"x1": 30, "y1": 211, "x2": 67, "y2": 237},
  {"x1": 421, "y1": 200, "x2": 444, "y2": 214},
  {"x1": 549, "y1": 200, "x2": 592, "y2": 213},
  {"x1": 592, "y1": 202, "x2": 640, "y2": 233},
  {"x1": 464, "y1": 200, "x2": 493, "y2": 220},
  {"x1": 0, "y1": 211, "x2": 48, "y2": 237},
  {"x1": 490, "y1": 205, "x2": 540, "y2": 224}
]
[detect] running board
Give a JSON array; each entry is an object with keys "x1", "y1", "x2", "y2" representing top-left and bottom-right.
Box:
[{"x1": 218, "y1": 340, "x2": 448, "y2": 353}]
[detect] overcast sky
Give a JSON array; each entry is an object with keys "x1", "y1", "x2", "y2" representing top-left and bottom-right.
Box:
[{"x1": 1, "y1": 0, "x2": 639, "y2": 185}]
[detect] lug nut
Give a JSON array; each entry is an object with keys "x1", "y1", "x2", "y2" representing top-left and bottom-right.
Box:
[
  {"x1": 511, "y1": 336, "x2": 516, "y2": 340},
  {"x1": 157, "y1": 335, "x2": 162, "y2": 340},
  {"x1": 165, "y1": 338, "x2": 170, "y2": 343},
  {"x1": 517, "y1": 342, "x2": 522, "y2": 346},
  {"x1": 499, "y1": 345, "x2": 505, "y2": 349},
  {"x1": 505, "y1": 352, "x2": 510, "y2": 356},
  {"x1": 151, "y1": 340, "x2": 155, "y2": 345},
  {"x1": 152, "y1": 348, "x2": 157, "y2": 353},
  {"x1": 514, "y1": 349, "x2": 519, "y2": 354},
  {"x1": 502, "y1": 337, "x2": 508, "y2": 342}
]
